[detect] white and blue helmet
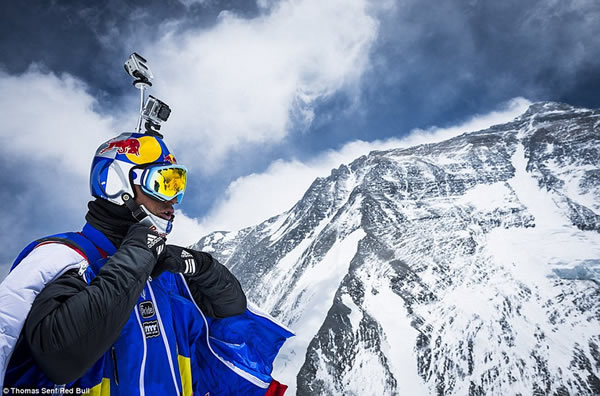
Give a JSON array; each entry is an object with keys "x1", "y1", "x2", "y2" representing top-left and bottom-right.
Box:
[{"x1": 90, "y1": 132, "x2": 187, "y2": 235}]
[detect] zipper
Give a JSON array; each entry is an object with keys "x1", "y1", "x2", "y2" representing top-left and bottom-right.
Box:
[
  {"x1": 147, "y1": 282, "x2": 181, "y2": 395},
  {"x1": 111, "y1": 346, "x2": 119, "y2": 385},
  {"x1": 134, "y1": 288, "x2": 148, "y2": 396}
]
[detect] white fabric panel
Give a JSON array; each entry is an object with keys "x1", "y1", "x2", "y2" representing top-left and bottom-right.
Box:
[{"x1": 0, "y1": 243, "x2": 87, "y2": 388}]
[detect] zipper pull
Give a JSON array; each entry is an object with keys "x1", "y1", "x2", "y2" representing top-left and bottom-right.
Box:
[{"x1": 77, "y1": 262, "x2": 89, "y2": 276}]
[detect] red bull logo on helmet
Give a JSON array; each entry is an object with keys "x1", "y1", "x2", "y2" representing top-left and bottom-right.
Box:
[
  {"x1": 163, "y1": 154, "x2": 177, "y2": 164},
  {"x1": 99, "y1": 138, "x2": 141, "y2": 156},
  {"x1": 96, "y1": 134, "x2": 167, "y2": 165}
]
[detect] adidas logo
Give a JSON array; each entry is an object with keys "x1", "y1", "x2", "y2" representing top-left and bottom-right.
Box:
[
  {"x1": 184, "y1": 258, "x2": 196, "y2": 274},
  {"x1": 147, "y1": 234, "x2": 163, "y2": 250},
  {"x1": 181, "y1": 250, "x2": 195, "y2": 274}
]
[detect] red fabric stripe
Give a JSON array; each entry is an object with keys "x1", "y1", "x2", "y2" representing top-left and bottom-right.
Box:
[
  {"x1": 34, "y1": 241, "x2": 88, "y2": 262},
  {"x1": 265, "y1": 379, "x2": 288, "y2": 396}
]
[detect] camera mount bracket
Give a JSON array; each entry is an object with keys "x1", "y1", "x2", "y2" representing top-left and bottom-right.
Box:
[
  {"x1": 135, "y1": 80, "x2": 150, "y2": 133},
  {"x1": 144, "y1": 121, "x2": 163, "y2": 138}
]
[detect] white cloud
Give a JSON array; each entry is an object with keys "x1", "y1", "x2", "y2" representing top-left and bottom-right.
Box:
[
  {"x1": 143, "y1": 0, "x2": 379, "y2": 172},
  {"x1": 168, "y1": 209, "x2": 207, "y2": 246},
  {"x1": 0, "y1": 67, "x2": 116, "y2": 177},
  {"x1": 194, "y1": 97, "x2": 532, "y2": 235}
]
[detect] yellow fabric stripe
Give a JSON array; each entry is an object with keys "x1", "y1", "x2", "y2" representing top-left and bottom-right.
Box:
[
  {"x1": 178, "y1": 354, "x2": 193, "y2": 396},
  {"x1": 88, "y1": 378, "x2": 111, "y2": 396}
]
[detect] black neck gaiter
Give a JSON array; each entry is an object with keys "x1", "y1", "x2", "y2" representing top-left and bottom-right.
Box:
[{"x1": 85, "y1": 199, "x2": 137, "y2": 248}]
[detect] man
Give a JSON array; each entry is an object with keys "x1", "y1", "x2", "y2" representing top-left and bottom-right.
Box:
[{"x1": 0, "y1": 132, "x2": 292, "y2": 395}]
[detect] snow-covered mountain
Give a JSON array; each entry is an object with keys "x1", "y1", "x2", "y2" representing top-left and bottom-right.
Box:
[{"x1": 192, "y1": 102, "x2": 600, "y2": 395}]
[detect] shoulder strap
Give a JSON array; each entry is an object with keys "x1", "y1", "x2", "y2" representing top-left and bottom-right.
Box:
[{"x1": 10, "y1": 232, "x2": 105, "y2": 273}]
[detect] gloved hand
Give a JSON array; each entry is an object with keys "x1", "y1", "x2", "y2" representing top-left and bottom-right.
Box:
[
  {"x1": 122, "y1": 223, "x2": 166, "y2": 260},
  {"x1": 151, "y1": 245, "x2": 211, "y2": 278},
  {"x1": 153, "y1": 245, "x2": 247, "y2": 317}
]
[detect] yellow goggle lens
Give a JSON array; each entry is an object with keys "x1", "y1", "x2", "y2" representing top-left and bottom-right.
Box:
[{"x1": 147, "y1": 167, "x2": 187, "y2": 199}]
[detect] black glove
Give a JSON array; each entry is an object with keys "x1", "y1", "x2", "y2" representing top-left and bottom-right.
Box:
[
  {"x1": 123, "y1": 223, "x2": 167, "y2": 260},
  {"x1": 153, "y1": 245, "x2": 247, "y2": 317},
  {"x1": 151, "y1": 245, "x2": 211, "y2": 278}
]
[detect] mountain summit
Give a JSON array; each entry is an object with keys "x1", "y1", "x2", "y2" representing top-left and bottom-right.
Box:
[{"x1": 193, "y1": 102, "x2": 600, "y2": 395}]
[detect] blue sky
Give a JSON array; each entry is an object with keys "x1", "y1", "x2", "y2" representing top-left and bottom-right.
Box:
[{"x1": 1, "y1": 0, "x2": 599, "y2": 278}]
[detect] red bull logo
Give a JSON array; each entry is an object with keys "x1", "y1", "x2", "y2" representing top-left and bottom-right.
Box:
[
  {"x1": 99, "y1": 138, "x2": 141, "y2": 156},
  {"x1": 163, "y1": 154, "x2": 177, "y2": 164}
]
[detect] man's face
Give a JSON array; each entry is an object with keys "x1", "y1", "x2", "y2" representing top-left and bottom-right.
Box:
[{"x1": 134, "y1": 184, "x2": 176, "y2": 221}]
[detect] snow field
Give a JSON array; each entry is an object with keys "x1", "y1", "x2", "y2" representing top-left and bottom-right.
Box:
[{"x1": 272, "y1": 228, "x2": 366, "y2": 394}]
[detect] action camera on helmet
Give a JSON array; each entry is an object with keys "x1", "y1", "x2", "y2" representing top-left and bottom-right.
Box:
[
  {"x1": 142, "y1": 96, "x2": 171, "y2": 124},
  {"x1": 124, "y1": 52, "x2": 154, "y2": 84}
]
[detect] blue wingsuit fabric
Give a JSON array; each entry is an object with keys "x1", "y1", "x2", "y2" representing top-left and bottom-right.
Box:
[{"x1": 4, "y1": 223, "x2": 293, "y2": 395}]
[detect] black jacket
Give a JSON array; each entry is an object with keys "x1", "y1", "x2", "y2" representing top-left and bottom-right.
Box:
[{"x1": 15, "y1": 200, "x2": 246, "y2": 384}]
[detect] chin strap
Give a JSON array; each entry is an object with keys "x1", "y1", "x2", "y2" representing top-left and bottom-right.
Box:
[
  {"x1": 122, "y1": 193, "x2": 147, "y2": 221},
  {"x1": 121, "y1": 193, "x2": 173, "y2": 236}
]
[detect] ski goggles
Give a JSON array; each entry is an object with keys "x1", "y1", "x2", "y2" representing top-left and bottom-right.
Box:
[{"x1": 137, "y1": 164, "x2": 188, "y2": 203}]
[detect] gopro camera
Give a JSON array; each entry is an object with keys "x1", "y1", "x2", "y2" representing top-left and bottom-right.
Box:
[
  {"x1": 124, "y1": 52, "x2": 154, "y2": 83},
  {"x1": 142, "y1": 95, "x2": 171, "y2": 124}
]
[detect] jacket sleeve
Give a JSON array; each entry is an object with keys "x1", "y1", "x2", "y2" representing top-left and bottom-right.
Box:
[
  {"x1": 184, "y1": 251, "x2": 247, "y2": 319},
  {"x1": 24, "y1": 234, "x2": 157, "y2": 384}
]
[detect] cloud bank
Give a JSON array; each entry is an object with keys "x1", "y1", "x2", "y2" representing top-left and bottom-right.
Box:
[
  {"x1": 144, "y1": 0, "x2": 379, "y2": 172},
  {"x1": 0, "y1": 67, "x2": 115, "y2": 173}
]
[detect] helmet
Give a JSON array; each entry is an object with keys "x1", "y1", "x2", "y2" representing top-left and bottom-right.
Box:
[{"x1": 90, "y1": 132, "x2": 187, "y2": 235}]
